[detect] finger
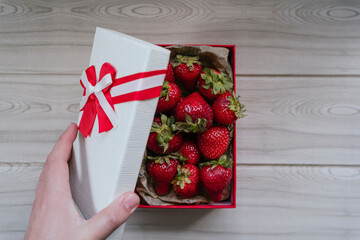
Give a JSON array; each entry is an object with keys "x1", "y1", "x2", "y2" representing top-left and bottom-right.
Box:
[
  {"x1": 37, "y1": 123, "x2": 78, "y2": 195},
  {"x1": 47, "y1": 122, "x2": 78, "y2": 164},
  {"x1": 83, "y1": 192, "x2": 140, "y2": 240}
]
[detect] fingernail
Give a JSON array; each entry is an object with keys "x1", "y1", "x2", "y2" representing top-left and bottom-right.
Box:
[{"x1": 122, "y1": 193, "x2": 140, "y2": 212}]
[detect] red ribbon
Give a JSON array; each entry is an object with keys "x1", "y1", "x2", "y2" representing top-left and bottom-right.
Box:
[
  {"x1": 111, "y1": 70, "x2": 165, "y2": 104},
  {"x1": 79, "y1": 63, "x2": 117, "y2": 138},
  {"x1": 78, "y1": 63, "x2": 166, "y2": 138}
]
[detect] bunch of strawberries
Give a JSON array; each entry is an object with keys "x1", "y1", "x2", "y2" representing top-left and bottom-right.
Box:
[{"x1": 145, "y1": 54, "x2": 245, "y2": 203}]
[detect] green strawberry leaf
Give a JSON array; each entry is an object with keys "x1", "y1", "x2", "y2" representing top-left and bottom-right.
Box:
[
  {"x1": 185, "y1": 114, "x2": 193, "y2": 124},
  {"x1": 178, "y1": 154, "x2": 190, "y2": 163},
  {"x1": 151, "y1": 122, "x2": 161, "y2": 132},
  {"x1": 228, "y1": 92, "x2": 246, "y2": 119},
  {"x1": 200, "y1": 155, "x2": 233, "y2": 170},
  {"x1": 204, "y1": 68, "x2": 211, "y2": 75},
  {"x1": 174, "y1": 55, "x2": 201, "y2": 70},
  {"x1": 176, "y1": 115, "x2": 208, "y2": 133},
  {"x1": 160, "y1": 81, "x2": 170, "y2": 101},
  {"x1": 200, "y1": 68, "x2": 234, "y2": 95},
  {"x1": 213, "y1": 83, "x2": 221, "y2": 95},
  {"x1": 161, "y1": 114, "x2": 167, "y2": 125},
  {"x1": 168, "y1": 115, "x2": 175, "y2": 125},
  {"x1": 157, "y1": 134, "x2": 164, "y2": 144},
  {"x1": 151, "y1": 114, "x2": 178, "y2": 153}
]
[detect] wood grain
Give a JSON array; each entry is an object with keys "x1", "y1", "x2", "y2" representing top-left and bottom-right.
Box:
[
  {"x1": 1, "y1": 1, "x2": 360, "y2": 239},
  {"x1": 125, "y1": 166, "x2": 360, "y2": 240},
  {"x1": 1, "y1": 76, "x2": 359, "y2": 165},
  {"x1": 0, "y1": 0, "x2": 360, "y2": 74},
  {"x1": 0, "y1": 164, "x2": 38, "y2": 238},
  {"x1": 236, "y1": 76, "x2": 360, "y2": 165},
  {"x1": 0, "y1": 75, "x2": 79, "y2": 163},
  {"x1": 1, "y1": 164, "x2": 359, "y2": 240}
]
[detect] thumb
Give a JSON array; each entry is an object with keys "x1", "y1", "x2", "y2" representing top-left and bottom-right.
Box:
[{"x1": 83, "y1": 192, "x2": 140, "y2": 240}]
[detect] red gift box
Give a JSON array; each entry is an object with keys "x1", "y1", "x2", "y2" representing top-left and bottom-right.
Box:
[{"x1": 138, "y1": 45, "x2": 236, "y2": 209}]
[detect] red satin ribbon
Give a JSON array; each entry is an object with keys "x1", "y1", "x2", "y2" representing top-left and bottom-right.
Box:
[
  {"x1": 79, "y1": 63, "x2": 117, "y2": 138},
  {"x1": 111, "y1": 69, "x2": 165, "y2": 104},
  {"x1": 111, "y1": 86, "x2": 163, "y2": 104},
  {"x1": 79, "y1": 63, "x2": 166, "y2": 138}
]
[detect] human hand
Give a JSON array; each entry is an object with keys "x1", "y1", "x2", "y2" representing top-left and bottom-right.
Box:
[{"x1": 25, "y1": 123, "x2": 140, "y2": 240}]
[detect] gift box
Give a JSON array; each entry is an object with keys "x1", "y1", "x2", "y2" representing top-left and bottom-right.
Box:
[
  {"x1": 69, "y1": 27, "x2": 171, "y2": 239},
  {"x1": 136, "y1": 44, "x2": 237, "y2": 209}
]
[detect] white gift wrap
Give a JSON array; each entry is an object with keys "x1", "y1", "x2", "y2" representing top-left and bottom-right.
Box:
[{"x1": 70, "y1": 28, "x2": 170, "y2": 239}]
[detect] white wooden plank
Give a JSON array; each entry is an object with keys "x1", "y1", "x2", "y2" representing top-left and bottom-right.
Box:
[
  {"x1": 0, "y1": 75, "x2": 79, "y2": 163},
  {"x1": 124, "y1": 166, "x2": 360, "y2": 240},
  {"x1": 1, "y1": 1, "x2": 360, "y2": 240},
  {"x1": 1, "y1": 75, "x2": 359, "y2": 165},
  {"x1": 0, "y1": 0, "x2": 360, "y2": 75},
  {"x1": 236, "y1": 76, "x2": 360, "y2": 165},
  {"x1": 0, "y1": 164, "x2": 359, "y2": 240},
  {"x1": 0, "y1": 164, "x2": 38, "y2": 238}
]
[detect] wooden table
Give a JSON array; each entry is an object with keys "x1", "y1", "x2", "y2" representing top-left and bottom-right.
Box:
[{"x1": 1, "y1": 1, "x2": 360, "y2": 239}]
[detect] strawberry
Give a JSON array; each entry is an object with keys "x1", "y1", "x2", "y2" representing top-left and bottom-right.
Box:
[
  {"x1": 173, "y1": 55, "x2": 202, "y2": 92},
  {"x1": 147, "y1": 115, "x2": 182, "y2": 154},
  {"x1": 197, "y1": 126, "x2": 229, "y2": 159},
  {"x1": 156, "y1": 81, "x2": 181, "y2": 114},
  {"x1": 174, "y1": 92, "x2": 213, "y2": 132},
  {"x1": 169, "y1": 96, "x2": 185, "y2": 117},
  {"x1": 178, "y1": 140, "x2": 201, "y2": 165},
  {"x1": 172, "y1": 164, "x2": 200, "y2": 198},
  {"x1": 212, "y1": 92, "x2": 246, "y2": 125},
  {"x1": 199, "y1": 68, "x2": 233, "y2": 102},
  {"x1": 200, "y1": 156, "x2": 233, "y2": 202},
  {"x1": 164, "y1": 62, "x2": 176, "y2": 83},
  {"x1": 177, "y1": 96, "x2": 185, "y2": 105},
  {"x1": 147, "y1": 155, "x2": 179, "y2": 195}
]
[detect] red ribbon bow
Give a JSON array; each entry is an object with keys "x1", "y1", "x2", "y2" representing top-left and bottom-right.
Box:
[
  {"x1": 78, "y1": 63, "x2": 118, "y2": 138},
  {"x1": 78, "y1": 62, "x2": 167, "y2": 138}
]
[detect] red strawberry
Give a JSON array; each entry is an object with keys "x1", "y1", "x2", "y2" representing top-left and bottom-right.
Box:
[
  {"x1": 177, "y1": 96, "x2": 185, "y2": 105},
  {"x1": 213, "y1": 92, "x2": 246, "y2": 125},
  {"x1": 197, "y1": 126, "x2": 229, "y2": 159},
  {"x1": 172, "y1": 164, "x2": 200, "y2": 198},
  {"x1": 164, "y1": 62, "x2": 175, "y2": 83},
  {"x1": 156, "y1": 81, "x2": 181, "y2": 114},
  {"x1": 169, "y1": 96, "x2": 185, "y2": 117},
  {"x1": 200, "y1": 156, "x2": 233, "y2": 202},
  {"x1": 147, "y1": 115, "x2": 183, "y2": 154},
  {"x1": 174, "y1": 92, "x2": 213, "y2": 132},
  {"x1": 178, "y1": 140, "x2": 201, "y2": 165},
  {"x1": 147, "y1": 156, "x2": 179, "y2": 195},
  {"x1": 199, "y1": 68, "x2": 233, "y2": 102},
  {"x1": 173, "y1": 55, "x2": 202, "y2": 92}
]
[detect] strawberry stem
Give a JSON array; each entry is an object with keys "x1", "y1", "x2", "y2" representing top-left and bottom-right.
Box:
[
  {"x1": 173, "y1": 55, "x2": 201, "y2": 70},
  {"x1": 147, "y1": 153, "x2": 182, "y2": 165},
  {"x1": 201, "y1": 68, "x2": 233, "y2": 95},
  {"x1": 147, "y1": 153, "x2": 184, "y2": 164},
  {"x1": 200, "y1": 155, "x2": 233, "y2": 170},
  {"x1": 151, "y1": 114, "x2": 177, "y2": 152},
  {"x1": 228, "y1": 92, "x2": 246, "y2": 119},
  {"x1": 160, "y1": 81, "x2": 170, "y2": 101},
  {"x1": 175, "y1": 113, "x2": 208, "y2": 133},
  {"x1": 171, "y1": 165, "x2": 192, "y2": 190}
]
